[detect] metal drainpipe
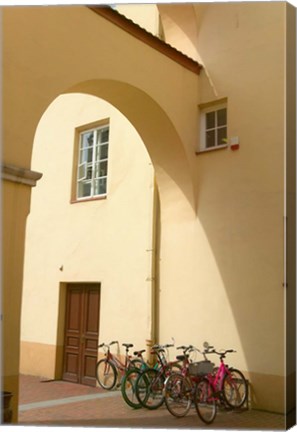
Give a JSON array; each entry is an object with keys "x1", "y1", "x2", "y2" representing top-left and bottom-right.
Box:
[{"x1": 146, "y1": 174, "x2": 159, "y2": 366}]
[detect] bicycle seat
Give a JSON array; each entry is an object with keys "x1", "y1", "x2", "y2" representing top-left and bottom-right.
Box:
[
  {"x1": 176, "y1": 355, "x2": 188, "y2": 361},
  {"x1": 134, "y1": 349, "x2": 146, "y2": 355},
  {"x1": 122, "y1": 343, "x2": 133, "y2": 349}
]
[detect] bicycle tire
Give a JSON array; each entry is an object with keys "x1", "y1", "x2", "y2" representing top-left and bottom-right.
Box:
[
  {"x1": 194, "y1": 378, "x2": 217, "y2": 424},
  {"x1": 96, "y1": 359, "x2": 117, "y2": 390},
  {"x1": 222, "y1": 368, "x2": 248, "y2": 408},
  {"x1": 131, "y1": 358, "x2": 147, "y2": 371},
  {"x1": 164, "y1": 373, "x2": 192, "y2": 418},
  {"x1": 136, "y1": 368, "x2": 165, "y2": 410},
  {"x1": 121, "y1": 368, "x2": 143, "y2": 409}
]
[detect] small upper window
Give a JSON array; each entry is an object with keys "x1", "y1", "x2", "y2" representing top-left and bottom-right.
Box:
[
  {"x1": 76, "y1": 125, "x2": 109, "y2": 200},
  {"x1": 200, "y1": 104, "x2": 227, "y2": 151}
]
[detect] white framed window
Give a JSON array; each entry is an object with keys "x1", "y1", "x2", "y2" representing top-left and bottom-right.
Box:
[
  {"x1": 76, "y1": 125, "x2": 109, "y2": 200},
  {"x1": 200, "y1": 104, "x2": 227, "y2": 151}
]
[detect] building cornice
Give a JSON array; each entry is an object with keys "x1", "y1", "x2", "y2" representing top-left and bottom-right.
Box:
[
  {"x1": 2, "y1": 164, "x2": 43, "y2": 187},
  {"x1": 88, "y1": 6, "x2": 202, "y2": 75}
]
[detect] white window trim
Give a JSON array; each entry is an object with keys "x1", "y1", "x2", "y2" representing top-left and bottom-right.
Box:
[
  {"x1": 76, "y1": 125, "x2": 109, "y2": 201},
  {"x1": 199, "y1": 103, "x2": 228, "y2": 152}
]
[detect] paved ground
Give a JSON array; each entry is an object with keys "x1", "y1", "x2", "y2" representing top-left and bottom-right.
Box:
[{"x1": 18, "y1": 375, "x2": 292, "y2": 430}]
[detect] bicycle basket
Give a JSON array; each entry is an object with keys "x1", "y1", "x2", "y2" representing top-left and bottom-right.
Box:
[{"x1": 188, "y1": 360, "x2": 214, "y2": 376}]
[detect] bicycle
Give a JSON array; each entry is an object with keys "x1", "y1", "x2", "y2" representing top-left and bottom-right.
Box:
[
  {"x1": 96, "y1": 341, "x2": 146, "y2": 390},
  {"x1": 135, "y1": 343, "x2": 181, "y2": 410},
  {"x1": 121, "y1": 357, "x2": 150, "y2": 409},
  {"x1": 203, "y1": 342, "x2": 248, "y2": 409},
  {"x1": 163, "y1": 345, "x2": 217, "y2": 424}
]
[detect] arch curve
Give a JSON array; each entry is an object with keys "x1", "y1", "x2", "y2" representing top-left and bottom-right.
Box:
[
  {"x1": 157, "y1": 4, "x2": 200, "y2": 63},
  {"x1": 65, "y1": 79, "x2": 196, "y2": 213}
]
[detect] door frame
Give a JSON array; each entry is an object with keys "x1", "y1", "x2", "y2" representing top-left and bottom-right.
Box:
[{"x1": 55, "y1": 282, "x2": 101, "y2": 384}]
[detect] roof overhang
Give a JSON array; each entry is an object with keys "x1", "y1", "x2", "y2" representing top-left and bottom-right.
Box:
[{"x1": 88, "y1": 6, "x2": 202, "y2": 75}]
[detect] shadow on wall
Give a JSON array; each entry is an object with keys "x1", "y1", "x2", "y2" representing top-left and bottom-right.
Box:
[
  {"x1": 195, "y1": 152, "x2": 287, "y2": 412},
  {"x1": 66, "y1": 79, "x2": 197, "y2": 216}
]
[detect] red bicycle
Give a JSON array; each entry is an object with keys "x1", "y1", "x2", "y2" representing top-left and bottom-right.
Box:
[
  {"x1": 163, "y1": 345, "x2": 217, "y2": 424},
  {"x1": 96, "y1": 341, "x2": 146, "y2": 390},
  {"x1": 135, "y1": 342, "x2": 181, "y2": 410}
]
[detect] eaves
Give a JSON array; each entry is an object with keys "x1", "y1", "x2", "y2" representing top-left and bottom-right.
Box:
[{"x1": 88, "y1": 5, "x2": 202, "y2": 75}]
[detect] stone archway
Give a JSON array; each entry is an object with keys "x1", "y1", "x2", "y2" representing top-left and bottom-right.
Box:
[
  {"x1": 2, "y1": 5, "x2": 200, "y2": 420},
  {"x1": 65, "y1": 79, "x2": 196, "y2": 213}
]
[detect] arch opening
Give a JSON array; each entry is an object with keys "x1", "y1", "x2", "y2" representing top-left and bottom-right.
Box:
[{"x1": 64, "y1": 79, "x2": 196, "y2": 216}]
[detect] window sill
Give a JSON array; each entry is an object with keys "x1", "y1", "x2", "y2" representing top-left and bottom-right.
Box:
[
  {"x1": 196, "y1": 145, "x2": 228, "y2": 155},
  {"x1": 70, "y1": 195, "x2": 107, "y2": 204}
]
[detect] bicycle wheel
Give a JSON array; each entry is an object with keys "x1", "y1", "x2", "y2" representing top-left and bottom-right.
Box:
[
  {"x1": 164, "y1": 373, "x2": 193, "y2": 418},
  {"x1": 96, "y1": 359, "x2": 117, "y2": 390},
  {"x1": 222, "y1": 368, "x2": 248, "y2": 408},
  {"x1": 131, "y1": 358, "x2": 147, "y2": 371},
  {"x1": 121, "y1": 368, "x2": 143, "y2": 409},
  {"x1": 136, "y1": 368, "x2": 165, "y2": 410},
  {"x1": 194, "y1": 378, "x2": 217, "y2": 424}
]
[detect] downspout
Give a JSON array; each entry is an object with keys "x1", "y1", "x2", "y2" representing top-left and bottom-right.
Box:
[{"x1": 146, "y1": 174, "x2": 159, "y2": 365}]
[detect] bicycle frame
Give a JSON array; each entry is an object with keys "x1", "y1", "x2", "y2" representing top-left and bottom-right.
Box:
[
  {"x1": 208, "y1": 359, "x2": 228, "y2": 393},
  {"x1": 174, "y1": 346, "x2": 204, "y2": 388},
  {"x1": 100, "y1": 341, "x2": 142, "y2": 379},
  {"x1": 203, "y1": 347, "x2": 242, "y2": 404}
]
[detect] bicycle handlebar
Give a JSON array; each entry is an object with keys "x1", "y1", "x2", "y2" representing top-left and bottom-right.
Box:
[
  {"x1": 152, "y1": 343, "x2": 175, "y2": 351},
  {"x1": 98, "y1": 341, "x2": 119, "y2": 349},
  {"x1": 205, "y1": 348, "x2": 236, "y2": 357},
  {"x1": 177, "y1": 345, "x2": 193, "y2": 354}
]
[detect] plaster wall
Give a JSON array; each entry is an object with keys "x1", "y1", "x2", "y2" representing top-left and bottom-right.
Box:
[
  {"x1": 155, "y1": 2, "x2": 287, "y2": 412},
  {"x1": 21, "y1": 94, "x2": 155, "y2": 356},
  {"x1": 2, "y1": 180, "x2": 33, "y2": 421},
  {"x1": 3, "y1": 2, "x2": 294, "y2": 417},
  {"x1": 115, "y1": 4, "x2": 160, "y2": 36}
]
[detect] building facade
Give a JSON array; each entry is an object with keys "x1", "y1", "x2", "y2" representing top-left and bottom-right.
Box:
[{"x1": 2, "y1": 2, "x2": 296, "y2": 421}]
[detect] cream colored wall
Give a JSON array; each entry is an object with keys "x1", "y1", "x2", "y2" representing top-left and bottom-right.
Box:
[
  {"x1": 158, "y1": 3, "x2": 199, "y2": 61},
  {"x1": 3, "y1": 6, "x2": 197, "y2": 421},
  {"x1": 155, "y1": 2, "x2": 287, "y2": 412},
  {"x1": 21, "y1": 94, "x2": 155, "y2": 374},
  {"x1": 3, "y1": 2, "x2": 294, "y2": 417},
  {"x1": 115, "y1": 4, "x2": 160, "y2": 36},
  {"x1": 2, "y1": 180, "x2": 33, "y2": 421}
]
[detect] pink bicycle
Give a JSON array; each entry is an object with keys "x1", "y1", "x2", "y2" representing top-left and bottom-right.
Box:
[{"x1": 203, "y1": 342, "x2": 248, "y2": 409}]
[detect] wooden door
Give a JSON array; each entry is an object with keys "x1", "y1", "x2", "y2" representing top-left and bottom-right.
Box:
[{"x1": 62, "y1": 283, "x2": 100, "y2": 386}]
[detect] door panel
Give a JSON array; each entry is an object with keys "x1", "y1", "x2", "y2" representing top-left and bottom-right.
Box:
[
  {"x1": 62, "y1": 288, "x2": 83, "y2": 383},
  {"x1": 81, "y1": 288, "x2": 100, "y2": 386},
  {"x1": 63, "y1": 284, "x2": 100, "y2": 386}
]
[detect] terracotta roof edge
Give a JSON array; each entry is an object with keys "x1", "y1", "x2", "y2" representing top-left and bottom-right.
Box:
[{"x1": 87, "y1": 5, "x2": 202, "y2": 75}]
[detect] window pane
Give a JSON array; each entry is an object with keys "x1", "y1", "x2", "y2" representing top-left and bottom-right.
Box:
[
  {"x1": 78, "y1": 181, "x2": 91, "y2": 198},
  {"x1": 100, "y1": 128, "x2": 109, "y2": 144},
  {"x1": 217, "y1": 127, "x2": 227, "y2": 145},
  {"x1": 94, "y1": 178, "x2": 107, "y2": 195},
  {"x1": 80, "y1": 147, "x2": 93, "y2": 163},
  {"x1": 87, "y1": 148, "x2": 93, "y2": 163},
  {"x1": 206, "y1": 130, "x2": 215, "y2": 148},
  {"x1": 78, "y1": 163, "x2": 86, "y2": 181},
  {"x1": 217, "y1": 108, "x2": 227, "y2": 126},
  {"x1": 96, "y1": 144, "x2": 108, "y2": 160},
  {"x1": 206, "y1": 112, "x2": 215, "y2": 129},
  {"x1": 86, "y1": 165, "x2": 93, "y2": 180},
  {"x1": 95, "y1": 161, "x2": 108, "y2": 178},
  {"x1": 81, "y1": 132, "x2": 94, "y2": 148}
]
